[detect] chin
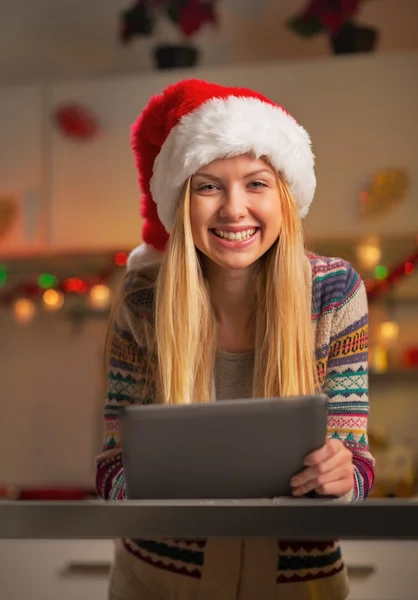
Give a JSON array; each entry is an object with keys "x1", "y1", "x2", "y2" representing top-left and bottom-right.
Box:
[{"x1": 209, "y1": 252, "x2": 262, "y2": 271}]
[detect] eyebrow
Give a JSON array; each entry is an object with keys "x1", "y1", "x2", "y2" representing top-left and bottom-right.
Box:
[{"x1": 193, "y1": 169, "x2": 274, "y2": 180}]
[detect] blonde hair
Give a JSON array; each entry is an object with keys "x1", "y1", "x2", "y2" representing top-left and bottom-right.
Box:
[{"x1": 153, "y1": 174, "x2": 316, "y2": 404}]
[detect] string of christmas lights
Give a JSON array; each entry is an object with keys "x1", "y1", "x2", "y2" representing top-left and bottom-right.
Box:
[
  {"x1": 0, "y1": 249, "x2": 416, "y2": 325},
  {"x1": 0, "y1": 251, "x2": 128, "y2": 324},
  {"x1": 365, "y1": 250, "x2": 417, "y2": 300}
]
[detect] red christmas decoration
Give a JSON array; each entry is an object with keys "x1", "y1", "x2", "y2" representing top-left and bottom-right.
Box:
[
  {"x1": 177, "y1": 0, "x2": 217, "y2": 37},
  {"x1": 120, "y1": 0, "x2": 217, "y2": 41},
  {"x1": 404, "y1": 347, "x2": 418, "y2": 369},
  {"x1": 54, "y1": 104, "x2": 100, "y2": 141},
  {"x1": 114, "y1": 252, "x2": 128, "y2": 267},
  {"x1": 288, "y1": 0, "x2": 362, "y2": 37}
]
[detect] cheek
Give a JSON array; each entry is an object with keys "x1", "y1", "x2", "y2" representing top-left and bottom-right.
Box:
[
  {"x1": 257, "y1": 198, "x2": 282, "y2": 234},
  {"x1": 190, "y1": 196, "x2": 217, "y2": 229}
]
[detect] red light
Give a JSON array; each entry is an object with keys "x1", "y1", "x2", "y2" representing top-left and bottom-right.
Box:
[
  {"x1": 63, "y1": 278, "x2": 76, "y2": 292},
  {"x1": 63, "y1": 277, "x2": 85, "y2": 292},
  {"x1": 405, "y1": 262, "x2": 415, "y2": 275},
  {"x1": 114, "y1": 252, "x2": 128, "y2": 267}
]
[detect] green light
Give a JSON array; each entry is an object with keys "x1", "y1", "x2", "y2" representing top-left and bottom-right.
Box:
[
  {"x1": 374, "y1": 265, "x2": 388, "y2": 280},
  {"x1": 0, "y1": 264, "x2": 7, "y2": 287},
  {"x1": 38, "y1": 273, "x2": 57, "y2": 289}
]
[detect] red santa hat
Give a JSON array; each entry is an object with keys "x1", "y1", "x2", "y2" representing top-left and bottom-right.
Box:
[{"x1": 128, "y1": 79, "x2": 315, "y2": 269}]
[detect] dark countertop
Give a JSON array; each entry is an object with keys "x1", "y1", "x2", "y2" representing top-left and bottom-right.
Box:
[{"x1": 1, "y1": 498, "x2": 418, "y2": 540}]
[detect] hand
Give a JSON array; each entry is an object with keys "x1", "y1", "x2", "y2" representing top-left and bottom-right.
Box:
[{"x1": 291, "y1": 438, "x2": 354, "y2": 498}]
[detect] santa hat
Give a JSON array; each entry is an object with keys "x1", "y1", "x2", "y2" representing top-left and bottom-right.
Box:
[{"x1": 128, "y1": 79, "x2": 315, "y2": 270}]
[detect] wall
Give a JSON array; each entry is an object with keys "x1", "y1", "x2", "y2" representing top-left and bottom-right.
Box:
[
  {"x1": 48, "y1": 52, "x2": 418, "y2": 252},
  {"x1": 1, "y1": 52, "x2": 418, "y2": 257}
]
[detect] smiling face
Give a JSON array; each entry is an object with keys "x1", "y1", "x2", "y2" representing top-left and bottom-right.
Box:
[{"x1": 190, "y1": 155, "x2": 282, "y2": 271}]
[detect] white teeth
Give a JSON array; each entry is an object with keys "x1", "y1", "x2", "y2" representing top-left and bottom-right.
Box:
[{"x1": 213, "y1": 228, "x2": 256, "y2": 241}]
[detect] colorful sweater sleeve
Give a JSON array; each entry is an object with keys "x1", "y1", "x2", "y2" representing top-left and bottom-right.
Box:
[
  {"x1": 322, "y1": 263, "x2": 375, "y2": 502},
  {"x1": 95, "y1": 297, "x2": 155, "y2": 501}
]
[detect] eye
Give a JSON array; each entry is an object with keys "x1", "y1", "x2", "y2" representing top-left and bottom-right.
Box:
[
  {"x1": 248, "y1": 180, "x2": 267, "y2": 189},
  {"x1": 197, "y1": 183, "x2": 220, "y2": 192}
]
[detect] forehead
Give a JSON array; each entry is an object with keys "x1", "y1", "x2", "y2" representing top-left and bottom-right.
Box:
[{"x1": 193, "y1": 154, "x2": 275, "y2": 176}]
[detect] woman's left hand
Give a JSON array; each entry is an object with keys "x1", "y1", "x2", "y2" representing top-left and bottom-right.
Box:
[{"x1": 291, "y1": 438, "x2": 354, "y2": 497}]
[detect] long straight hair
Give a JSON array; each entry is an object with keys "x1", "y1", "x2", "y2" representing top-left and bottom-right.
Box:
[{"x1": 154, "y1": 175, "x2": 316, "y2": 404}]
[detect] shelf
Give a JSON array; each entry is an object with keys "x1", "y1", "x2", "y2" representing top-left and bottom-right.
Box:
[{"x1": 370, "y1": 370, "x2": 418, "y2": 383}]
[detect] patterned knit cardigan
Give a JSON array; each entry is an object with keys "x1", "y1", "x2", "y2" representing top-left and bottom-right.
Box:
[{"x1": 96, "y1": 254, "x2": 375, "y2": 600}]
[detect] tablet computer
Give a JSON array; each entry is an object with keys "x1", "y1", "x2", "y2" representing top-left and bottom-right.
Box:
[{"x1": 121, "y1": 395, "x2": 328, "y2": 500}]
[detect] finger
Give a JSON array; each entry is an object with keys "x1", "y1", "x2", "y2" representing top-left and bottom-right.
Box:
[
  {"x1": 304, "y1": 438, "x2": 343, "y2": 467},
  {"x1": 292, "y1": 450, "x2": 351, "y2": 488},
  {"x1": 315, "y1": 477, "x2": 355, "y2": 497},
  {"x1": 292, "y1": 464, "x2": 353, "y2": 497},
  {"x1": 292, "y1": 479, "x2": 316, "y2": 496}
]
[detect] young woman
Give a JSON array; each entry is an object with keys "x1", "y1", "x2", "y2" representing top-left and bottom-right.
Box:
[{"x1": 96, "y1": 80, "x2": 375, "y2": 600}]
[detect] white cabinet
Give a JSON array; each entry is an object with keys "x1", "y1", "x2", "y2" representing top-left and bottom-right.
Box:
[
  {"x1": 0, "y1": 318, "x2": 106, "y2": 487},
  {"x1": 0, "y1": 86, "x2": 45, "y2": 257},
  {"x1": 0, "y1": 539, "x2": 416, "y2": 600},
  {"x1": 0, "y1": 539, "x2": 114, "y2": 600},
  {"x1": 342, "y1": 540, "x2": 418, "y2": 600}
]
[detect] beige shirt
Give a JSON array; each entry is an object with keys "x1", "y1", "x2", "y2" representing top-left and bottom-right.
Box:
[{"x1": 215, "y1": 350, "x2": 255, "y2": 401}]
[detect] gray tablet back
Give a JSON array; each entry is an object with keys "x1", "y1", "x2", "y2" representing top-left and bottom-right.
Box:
[{"x1": 121, "y1": 395, "x2": 328, "y2": 499}]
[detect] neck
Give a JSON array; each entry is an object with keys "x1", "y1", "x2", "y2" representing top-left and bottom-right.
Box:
[{"x1": 204, "y1": 260, "x2": 257, "y2": 326}]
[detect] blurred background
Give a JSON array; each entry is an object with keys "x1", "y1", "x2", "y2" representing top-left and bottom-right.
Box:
[{"x1": 0, "y1": 1, "x2": 417, "y2": 598}]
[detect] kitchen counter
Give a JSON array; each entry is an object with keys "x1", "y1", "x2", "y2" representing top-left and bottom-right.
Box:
[{"x1": 1, "y1": 497, "x2": 418, "y2": 539}]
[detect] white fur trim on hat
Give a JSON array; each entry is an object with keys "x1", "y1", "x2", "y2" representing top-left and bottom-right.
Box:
[
  {"x1": 150, "y1": 96, "x2": 316, "y2": 232},
  {"x1": 127, "y1": 243, "x2": 163, "y2": 271}
]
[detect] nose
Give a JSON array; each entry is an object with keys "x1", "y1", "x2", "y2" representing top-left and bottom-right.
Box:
[{"x1": 218, "y1": 187, "x2": 248, "y2": 221}]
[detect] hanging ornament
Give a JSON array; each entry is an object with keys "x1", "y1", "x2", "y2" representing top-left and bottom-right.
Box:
[
  {"x1": 0, "y1": 196, "x2": 18, "y2": 240},
  {"x1": 54, "y1": 104, "x2": 100, "y2": 142},
  {"x1": 360, "y1": 168, "x2": 410, "y2": 218},
  {"x1": 13, "y1": 298, "x2": 36, "y2": 325},
  {"x1": 119, "y1": 1, "x2": 154, "y2": 44}
]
